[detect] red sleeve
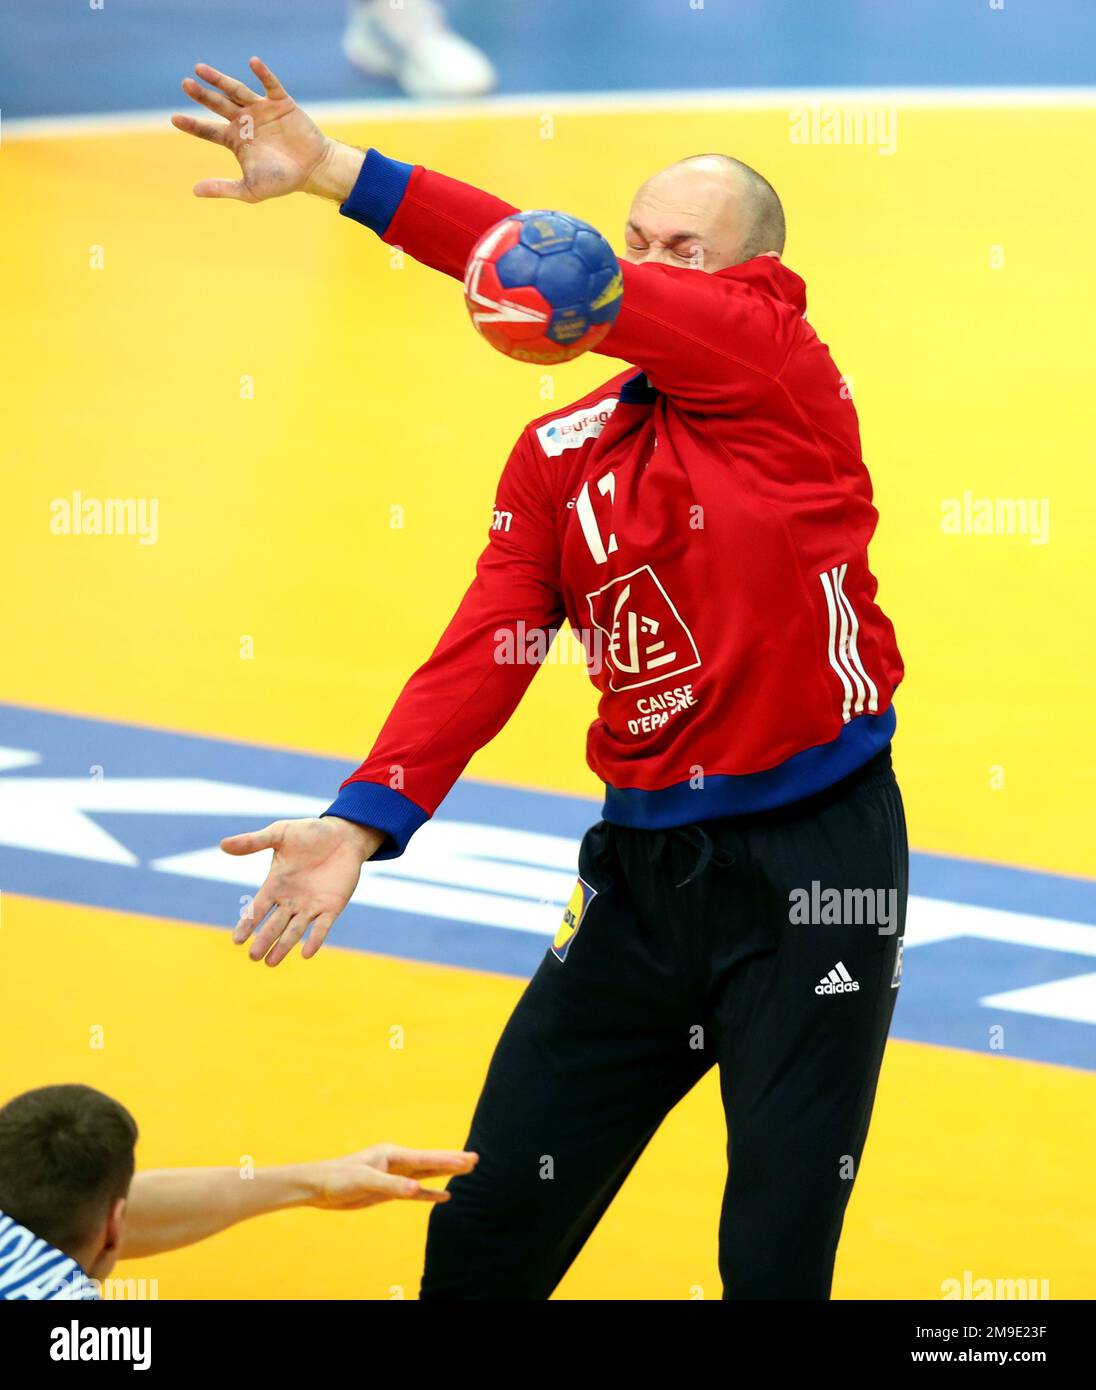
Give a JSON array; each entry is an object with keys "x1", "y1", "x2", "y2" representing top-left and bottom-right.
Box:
[
  {"x1": 323, "y1": 435, "x2": 564, "y2": 858},
  {"x1": 597, "y1": 260, "x2": 800, "y2": 410},
  {"x1": 384, "y1": 166, "x2": 518, "y2": 279}
]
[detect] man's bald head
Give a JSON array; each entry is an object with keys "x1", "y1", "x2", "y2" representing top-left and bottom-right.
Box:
[{"x1": 625, "y1": 154, "x2": 786, "y2": 273}]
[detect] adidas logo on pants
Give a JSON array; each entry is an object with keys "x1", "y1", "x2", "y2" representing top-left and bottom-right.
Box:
[{"x1": 815, "y1": 961, "x2": 860, "y2": 995}]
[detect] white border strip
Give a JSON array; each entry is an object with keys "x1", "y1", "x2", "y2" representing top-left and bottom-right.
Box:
[{"x1": 4, "y1": 85, "x2": 1096, "y2": 140}]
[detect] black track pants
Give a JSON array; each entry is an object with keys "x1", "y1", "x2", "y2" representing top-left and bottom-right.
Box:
[{"x1": 421, "y1": 749, "x2": 908, "y2": 1300}]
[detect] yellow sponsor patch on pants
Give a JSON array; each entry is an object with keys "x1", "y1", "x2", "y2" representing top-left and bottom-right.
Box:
[{"x1": 552, "y1": 877, "x2": 597, "y2": 962}]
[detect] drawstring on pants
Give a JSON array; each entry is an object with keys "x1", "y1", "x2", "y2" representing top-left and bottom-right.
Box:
[{"x1": 651, "y1": 823, "x2": 737, "y2": 888}]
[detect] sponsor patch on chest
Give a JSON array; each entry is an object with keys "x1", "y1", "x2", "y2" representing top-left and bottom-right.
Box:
[{"x1": 535, "y1": 396, "x2": 619, "y2": 457}]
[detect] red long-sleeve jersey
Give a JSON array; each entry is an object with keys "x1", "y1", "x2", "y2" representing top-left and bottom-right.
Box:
[{"x1": 323, "y1": 152, "x2": 903, "y2": 856}]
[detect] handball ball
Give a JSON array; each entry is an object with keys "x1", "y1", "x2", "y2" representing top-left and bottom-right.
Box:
[{"x1": 463, "y1": 210, "x2": 623, "y2": 364}]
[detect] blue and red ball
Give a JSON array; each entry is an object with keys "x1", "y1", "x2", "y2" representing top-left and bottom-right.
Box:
[{"x1": 463, "y1": 210, "x2": 623, "y2": 364}]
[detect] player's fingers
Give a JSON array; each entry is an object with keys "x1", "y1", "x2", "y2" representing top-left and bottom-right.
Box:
[
  {"x1": 300, "y1": 912, "x2": 336, "y2": 960},
  {"x1": 193, "y1": 178, "x2": 256, "y2": 203},
  {"x1": 249, "y1": 56, "x2": 289, "y2": 101},
  {"x1": 170, "y1": 114, "x2": 229, "y2": 147},
  {"x1": 410, "y1": 1158, "x2": 478, "y2": 1179},
  {"x1": 232, "y1": 884, "x2": 275, "y2": 944},
  {"x1": 365, "y1": 1171, "x2": 425, "y2": 1202},
  {"x1": 248, "y1": 903, "x2": 292, "y2": 962},
  {"x1": 263, "y1": 909, "x2": 316, "y2": 968},
  {"x1": 180, "y1": 77, "x2": 238, "y2": 121},
  {"x1": 382, "y1": 1148, "x2": 479, "y2": 1177},
  {"x1": 194, "y1": 62, "x2": 261, "y2": 106},
  {"x1": 221, "y1": 824, "x2": 279, "y2": 856}
]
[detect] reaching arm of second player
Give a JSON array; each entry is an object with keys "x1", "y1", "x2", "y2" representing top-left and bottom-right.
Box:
[{"x1": 117, "y1": 1145, "x2": 478, "y2": 1259}]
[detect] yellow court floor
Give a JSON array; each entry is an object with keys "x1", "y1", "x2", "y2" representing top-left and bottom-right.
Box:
[
  {"x1": 1, "y1": 101, "x2": 1094, "y2": 873},
  {"x1": 2, "y1": 894, "x2": 1092, "y2": 1301},
  {"x1": 1, "y1": 98, "x2": 1094, "y2": 1298}
]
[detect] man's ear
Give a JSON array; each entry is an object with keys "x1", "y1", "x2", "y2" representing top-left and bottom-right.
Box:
[{"x1": 104, "y1": 1194, "x2": 127, "y2": 1252}]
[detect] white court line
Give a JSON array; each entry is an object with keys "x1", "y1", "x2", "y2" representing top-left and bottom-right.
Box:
[
  {"x1": 981, "y1": 975, "x2": 1096, "y2": 1027},
  {"x1": 906, "y1": 896, "x2": 1096, "y2": 958},
  {"x1": 3, "y1": 85, "x2": 1095, "y2": 141}
]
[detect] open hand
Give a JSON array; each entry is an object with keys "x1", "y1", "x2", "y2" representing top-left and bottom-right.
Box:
[
  {"x1": 306, "y1": 1145, "x2": 480, "y2": 1209},
  {"x1": 222, "y1": 816, "x2": 384, "y2": 965},
  {"x1": 172, "y1": 56, "x2": 335, "y2": 202}
]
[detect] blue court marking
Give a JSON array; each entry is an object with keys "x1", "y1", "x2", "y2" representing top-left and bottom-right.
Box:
[
  {"x1": 895, "y1": 936, "x2": 1095, "y2": 1071},
  {"x1": 2, "y1": 0, "x2": 1094, "y2": 121},
  {"x1": 1, "y1": 703, "x2": 1094, "y2": 1070}
]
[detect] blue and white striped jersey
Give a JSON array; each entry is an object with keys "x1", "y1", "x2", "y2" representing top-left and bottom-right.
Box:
[{"x1": 0, "y1": 1211, "x2": 99, "y2": 1300}]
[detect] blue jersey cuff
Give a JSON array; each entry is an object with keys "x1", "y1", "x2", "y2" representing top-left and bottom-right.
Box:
[
  {"x1": 323, "y1": 780, "x2": 429, "y2": 859},
  {"x1": 339, "y1": 149, "x2": 415, "y2": 237}
]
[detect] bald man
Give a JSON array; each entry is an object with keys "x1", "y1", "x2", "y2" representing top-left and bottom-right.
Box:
[{"x1": 175, "y1": 60, "x2": 907, "y2": 1300}]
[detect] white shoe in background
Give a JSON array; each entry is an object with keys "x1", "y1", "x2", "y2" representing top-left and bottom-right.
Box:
[{"x1": 342, "y1": 0, "x2": 497, "y2": 98}]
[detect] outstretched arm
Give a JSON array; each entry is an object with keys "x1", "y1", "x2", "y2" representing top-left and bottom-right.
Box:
[
  {"x1": 118, "y1": 1144, "x2": 477, "y2": 1259},
  {"x1": 220, "y1": 434, "x2": 564, "y2": 966},
  {"x1": 173, "y1": 59, "x2": 799, "y2": 408}
]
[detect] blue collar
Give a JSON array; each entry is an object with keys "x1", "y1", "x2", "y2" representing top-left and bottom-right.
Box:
[{"x1": 618, "y1": 371, "x2": 659, "y2": 404}]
